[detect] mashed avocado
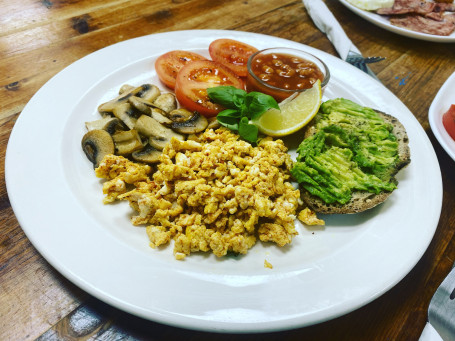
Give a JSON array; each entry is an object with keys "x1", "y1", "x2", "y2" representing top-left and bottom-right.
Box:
[{"x1": 291, "y1": 98, "x2": 399, "y2": 205}]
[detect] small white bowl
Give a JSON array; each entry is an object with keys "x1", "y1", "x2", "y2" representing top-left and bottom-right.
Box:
[{"x1": 428, "y1": 72, "x2": 455, "y2": 162}]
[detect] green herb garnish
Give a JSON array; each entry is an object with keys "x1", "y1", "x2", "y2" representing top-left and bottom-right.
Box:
[{"x1": 207, "y1": 86, "x2": 279, "y2": 143}]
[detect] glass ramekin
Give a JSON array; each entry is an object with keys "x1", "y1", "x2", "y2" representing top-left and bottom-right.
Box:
[{"x1": 246, "y1": 47, "x2": 330, "y2": 102}]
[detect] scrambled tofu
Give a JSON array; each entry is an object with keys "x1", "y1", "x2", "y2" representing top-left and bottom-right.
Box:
[
  {"x1": 264, "y1": 259, "x2": 273, "y2": 269},
  {"x1": 95, "y1": 128, "x2": 322, "y2": 260},
  {"x1": 298, "y1": 207, "x2": 325, "y2": 226}
]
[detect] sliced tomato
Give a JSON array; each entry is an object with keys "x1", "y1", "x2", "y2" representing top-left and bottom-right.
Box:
[
  {"x1": 174, "y1": 60, "x2": 245, "y2": 117},
  {"x1": 155, "y1": 50, "x2": 207, "y2": 89},
  {"x1": 209, "y1": 39, "x2": 258, "y2": 77},
  {"x1": 442, "y1": 104, "x2": 455, "y2": 140}
]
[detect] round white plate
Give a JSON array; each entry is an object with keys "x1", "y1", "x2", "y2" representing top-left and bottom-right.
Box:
[
  {"x1": 5, "y1": 30, "x2": 442, "y2": 333},
  {"x1": 339, "y1": 0, "x2": 455, "y2": 43},
  {"x1": 429, "y1": 72, "x2": 455, "y2": 161}
]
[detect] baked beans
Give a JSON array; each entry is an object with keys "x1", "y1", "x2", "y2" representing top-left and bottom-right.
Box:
[{"x1": 247, "y1": 52, "x2": 324, "y2": 101}]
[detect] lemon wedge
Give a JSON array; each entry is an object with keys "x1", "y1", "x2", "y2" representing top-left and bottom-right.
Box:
[{"x1": 253, "y1": 80, "x2": 322, "y2": 137}]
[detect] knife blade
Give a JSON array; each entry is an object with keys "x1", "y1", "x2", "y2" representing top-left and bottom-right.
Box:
[{"x1": 427, "y1": 265, "x2": 455, "y2": 341}]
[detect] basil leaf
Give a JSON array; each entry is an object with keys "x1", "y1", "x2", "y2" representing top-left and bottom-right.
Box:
[
  {"x1": 207, "y1": 86, "x2": 246, "y2": 110},
  {"x1": 245, "y1": 91, "x2": 279, "y2": 120},
  {"x1": 239, "y1": 117, "x2": 258, "y2": 143},
  {"x1": 209, "y1": 87, "x2": 277, "y2": 143},
  {"x1": 217, "y1": 109, "x2": 242, "y2": 131},
  {"x1": 217, "y1": 109, "x2": 242, "y2": 118}
]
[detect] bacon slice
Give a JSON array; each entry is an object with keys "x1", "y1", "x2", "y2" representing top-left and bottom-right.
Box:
[
  {"x1": 377, "y1": 0, "x2": 455, "y2": 36},
  {"x1": 425, "y1": 11, "x2": 444, "y2": 21},
  {"x1": 390, "y1": 13, "x2": 455, "y2": 35},
  {"x1": 435, "y1": 3, "x2": 455, "y2": 12},
  {"x1": 377, "y1": 0, "x2": 436, "y2": 15}
]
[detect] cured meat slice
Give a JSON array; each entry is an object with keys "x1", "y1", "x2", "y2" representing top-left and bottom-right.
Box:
[
  {"x1": 435, "y1": 3, "x2": 455, "y2": 12},
  {"x1": 390, "y1": 13, "x2": 455, "y2": 35},
  {"x1": 377, "y1": 0, "x2": 455, "y2": 36},
  {"x1": 425, "y1": 11, "x2": 444, "y2": 21},
  {"x1": 377, "y1": 0, "x2": 436, "y2": 15}
]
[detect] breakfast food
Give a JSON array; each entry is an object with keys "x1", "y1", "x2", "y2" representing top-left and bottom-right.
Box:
[
  {"x1": 346, "y1": 0, "x2": 394, "y2": 11},
  {"x1": 82, "y1": 83, "x2": 214, "y2": 168},
  {"x1": 208, "y1": 39, "x2": 258, "y2": 77},
  {"x1": 154, "y1": 50, "x2": 207, "y2": 90},
  {"x1": 247, "y1": 50, "x2": 324, "y2": 99},
  {"x1": 174, "y1": 60, "x2": 244, "y2": 117},
  {"x1": 246, "y1": 48, "x2": 327, "y2": 102},
  {"x1": 95, "y1": 128, "x2": 306, "y2": 260},
  {"x1": 252, "y1": 80, "x2": 322, "y2": 137},
  {"x1": 155, "y1": 39, "x2": 255, "y2": 117},
  {"x1": 81, "y1": 39, "x2": 412, "y2": 261},
  {"x1": 376, "y1": 0, "x2": 455, "y2": 36},
  {"x1": 206, "y1": 85, "x2": 280, "y2": 143},
  {"x1": 442, "y1": 104, "x2": 455, "y2": 140},
  {"x1": 81, "y1": 39, "x2": 334, "y2": 260},
  {"x1": 291, "y1": 98, "x2": 410, "y2": 214}
]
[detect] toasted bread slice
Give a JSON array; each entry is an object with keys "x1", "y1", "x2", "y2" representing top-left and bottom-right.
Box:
[{"x1": 300, "y1": 110, "x2": 411, "y2": 214}]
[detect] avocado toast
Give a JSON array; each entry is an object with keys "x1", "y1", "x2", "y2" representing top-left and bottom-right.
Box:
[{"x1": 291, "y1": 98, "x2": 411, "y2": 214}]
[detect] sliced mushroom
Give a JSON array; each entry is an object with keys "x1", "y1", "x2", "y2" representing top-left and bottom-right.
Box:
[
  {"x1": 128, "y1": 97, "x2": 179, "y2": 125},
  {"x1": 98, "y1": 111, "x2": 114, "y2": 118},
  {"x1": 171, "y1": 112, "x2": 208, "y2": 134},
  {"x1": 207, "y1": 116, "x2": 221, "y2": 129},
  {"x1": 129, "y1": 96, "x2": 152, "y2": 114},
  {"x1": 168, "y1": 108, "x2": 194, "y2": 122},
  {"x1": 119, "y1": 84, "x2": 135, "y2": 95},
  {"x1": 134, "y1": 115, "x2": 184, "y2": 150},
  {"x1": 113, "y1": 103, "x2": 141, "y2": 129},
  {"x1": 97, "y1": 88, "x2": 136, "y2": 113},
  {"x1": 152, "y1": 93, "x2": 177, "y2": 113},
  {"x1": 85, "y1": 117, "x2": 125, "y2": 135},
  {"x1": 112, "y1": 129, "x2": 144, "y2": 155},
  {"x1": 131, "y1": 144, "x2": 162, "y2": 163},
  {"x1": 134, "y1": 114, "x2": 175, "y2": 138},
  {"x1": 149, "y1": 134, "x2": 186, "y2": 151},
  {"x1": 98, "y1": 84, "x2": 160, "y2": 113},
  {"x1": 105, "y1": 119, "x2": 127, "y2": 135},
  {"x1": 135, "y1": 84, "x2": 161, "y2": 103},
  {"x1": 150, "y1": 108, "x2": 173, "y2": 125},
  {"x1": 81, "y1": 129, "x2": 115, "y2": 168}
]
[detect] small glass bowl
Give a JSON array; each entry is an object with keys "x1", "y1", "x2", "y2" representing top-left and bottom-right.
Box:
[{"x1": 246, "y1": 47, "x2": 330, "y2": 102}]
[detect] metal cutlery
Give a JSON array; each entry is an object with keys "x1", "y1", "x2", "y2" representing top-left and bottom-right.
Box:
[
  {"x1": 420, "y1": 265, "x2": 455, "y2": 341},
  {"x1": 345, "y1": 51, "x2": 385, "y2": 80},
  {"x1": 345, "y1": 54, "x2": 386, "y2": 65}
]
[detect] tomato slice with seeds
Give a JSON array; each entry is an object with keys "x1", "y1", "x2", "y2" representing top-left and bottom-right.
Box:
[
  {"x1": 442, "y1": 104, "x2": 455, "y2": 140},
  {"x1": 209, "y1": 39, "x2": 258, "y2": 77},
  {"x1": 155, "y1": 50, "x2": 207, "y2": 89},
  {"x1": 174, "y1": 60, "x2": 245, "y2": 117}
]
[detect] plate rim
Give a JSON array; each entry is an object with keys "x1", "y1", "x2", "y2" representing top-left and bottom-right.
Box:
[
  {"x1": 339, "y1": 0, "x2": 455, "y2": 43},
  {"x1": 5, "y1": 29, "x2": 443, "y2": 333}
]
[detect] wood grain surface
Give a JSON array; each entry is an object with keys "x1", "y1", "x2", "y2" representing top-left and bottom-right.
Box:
[{"x1": 1, "y1": 0, "x2": 454, "y2": 340}]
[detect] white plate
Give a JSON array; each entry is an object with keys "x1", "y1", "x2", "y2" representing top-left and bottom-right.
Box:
[
  {"x1": 429, "y1": 72, "x2": 455, "y2": 161},
  {"x1": 5, "y1": 30, "x2": 442, "y2": 333},
  {"x1": 339, "y1": 0, "x2": 455, "y2": 43}
]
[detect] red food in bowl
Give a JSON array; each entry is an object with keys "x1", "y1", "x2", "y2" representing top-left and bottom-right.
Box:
[
  {"x1": 442, "y1": 104, "x2": 455, "y2": 140},
  {"x1": 246, "y1": 47, "x2": 329, "y2": 102}
]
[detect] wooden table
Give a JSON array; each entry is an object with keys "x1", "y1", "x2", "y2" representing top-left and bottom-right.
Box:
[{"x1": 1, "y1": 0, "x2": 454, "y2": 339}]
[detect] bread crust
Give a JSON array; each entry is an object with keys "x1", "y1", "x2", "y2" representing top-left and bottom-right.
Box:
[{"x1": 300, "y1": 110, "x2": 411, "y2": 214}]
